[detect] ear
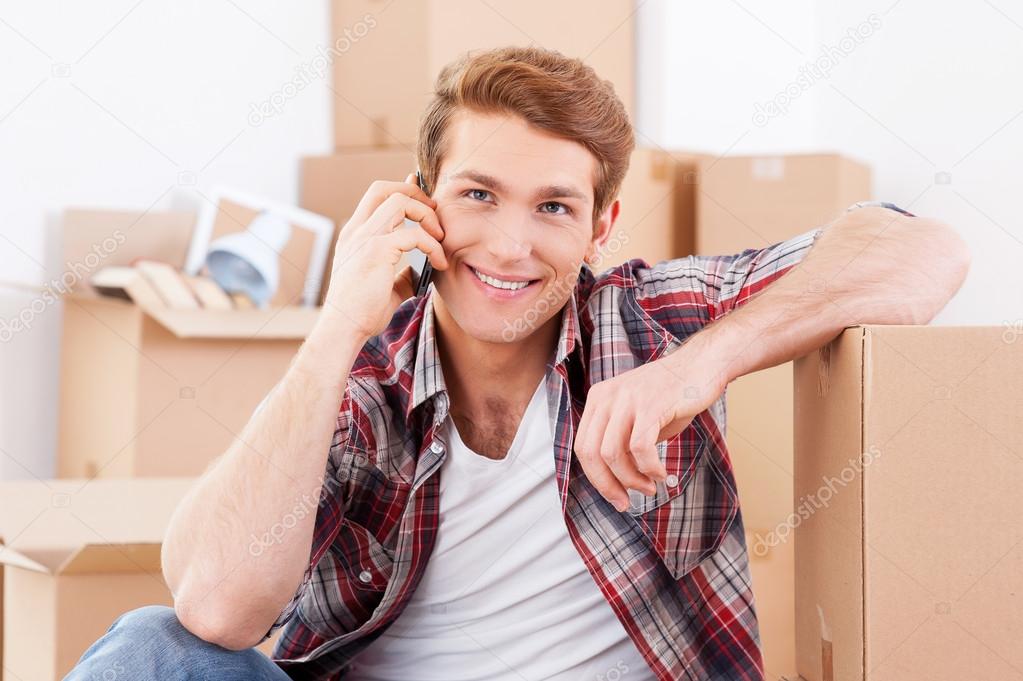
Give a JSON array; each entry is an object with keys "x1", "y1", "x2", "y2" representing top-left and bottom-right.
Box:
[{"x1": 585, "y1": 198, "x2": 620, "y2": 266}]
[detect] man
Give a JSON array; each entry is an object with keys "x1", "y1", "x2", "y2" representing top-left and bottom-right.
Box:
[{"x1": 69, "y1": 46, "x2": 969, "y2": 680}]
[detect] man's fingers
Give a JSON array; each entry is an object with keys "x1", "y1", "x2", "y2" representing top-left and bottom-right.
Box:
[
  {"x1": 350, "y1": 181, "x2": 439, "y2": 232},
  {"x1": 579, "y1": 451, "x2": 629, "y2": 512},
  {"x1": 383, "y1": 224, "x2": 449, "y2": 270},
  {"x1": 600, "y1": 409, "x2": 656, "y2": 497},
  {"x1": 369, "y1": 193, "x2": 445, "y2": 242},
  {"x1": 629, "y1": 417, "x2": 667, "y2": 482},
  {"x1": 575, "y1": 404, "x2": 630, "y2": 511}
]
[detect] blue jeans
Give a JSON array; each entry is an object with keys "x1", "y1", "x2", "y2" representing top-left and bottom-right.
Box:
[{"x1": 65, "y1": 605, "x2": 290, "y2": 680}]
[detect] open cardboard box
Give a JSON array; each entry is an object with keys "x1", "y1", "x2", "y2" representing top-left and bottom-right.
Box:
[
  {"x1": 0, "y1": 478, "x2": 192, "y2": 680},
  {"x1": 794, "y1": 326, "x2": 1023, "y2": 681},
  {"x1": 57, "y1": 208, "x2": 320, "y2": 478},
  {"x1": 0, "y1": 478, "x2": 282, "y2": 680}
]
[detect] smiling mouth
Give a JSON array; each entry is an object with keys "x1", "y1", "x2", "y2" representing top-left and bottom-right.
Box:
[{"x1": 469, "y1": 265, "x2": 538, "y2": 291}]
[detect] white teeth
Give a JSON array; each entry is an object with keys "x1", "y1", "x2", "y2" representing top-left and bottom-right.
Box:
[{"x1": 471, "y1": 267, "x2": 530, "y2": 291}]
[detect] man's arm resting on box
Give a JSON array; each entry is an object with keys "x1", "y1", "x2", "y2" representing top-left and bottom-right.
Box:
[
  {"x1": 574, "y1": 205, "x2": 971, "y2": 510},
  {"x1": 687, "y1": 204, "x2": 971, "y2": 384}
]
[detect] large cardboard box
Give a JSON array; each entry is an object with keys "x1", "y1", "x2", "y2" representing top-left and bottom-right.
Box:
[
  {"x1": 612, "y1": 148, "x2": 704, "y2": 266},
  {"x1": 57, "y1": 209, "x2": 319, "y2": 478},
  {"x1": 794, "y1": 326, "x2": 1023, "y2": 681},
  {"x1": 0, "y1": 479, "x2": 192, "y2": 680},
  {"x1": 300, "y1": 147, "x2": 704, "y2": 296},
  {"x1": 330, "y1": 0, "x2": 635, "y2": 147},
  {"x1": 0, "y1": 478, "x2": 282, "y2": 680},
  {"x1": 696, "y1": 153, "x2": 872, "y2": 678}
]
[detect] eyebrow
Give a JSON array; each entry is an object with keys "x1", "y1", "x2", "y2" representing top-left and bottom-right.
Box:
[{"x1": 447, "y1": 169, "x2": 588, "y2": 202}]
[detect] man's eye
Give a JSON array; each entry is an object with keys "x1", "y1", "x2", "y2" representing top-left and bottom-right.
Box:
[
  {"x1": 539, "y1": 201, "x2": 570, "y2": 215},
  {"x1": 467, "y1": 189, "x2": 491, "y2": 201}
]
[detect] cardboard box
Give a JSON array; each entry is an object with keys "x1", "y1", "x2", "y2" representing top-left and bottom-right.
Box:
[
  {"x1": 300, "y1": 149, "x2": 417, "y2": 301},
  {"x1": 331, "y1": 0, "x2": 635, "y2": 147},
  {"x1": 0, "y1": 478, "x2": 282, "y2": 680},
  {"x1": 696, "y1": 154, "x2": 872, "y2": 677},
  {"x1": 794, "y1": 326, "x2": 1023, "y2": 681},
  {"x1": 57, "y1": 209, "x2": 319, "y2": 478},
  {"x1": 696, "y1": 154, "x2": 872, "y2": 254},
  {"x1": 0, "y1": 478, "x2": 191, "y2": 680},
  {"x1": 610, "y1": 148, "x2": 704, "y2": 266}
]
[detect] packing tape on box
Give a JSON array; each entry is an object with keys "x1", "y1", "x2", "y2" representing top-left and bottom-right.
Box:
[
  {"x1": 817, "y1": 604, "x2": 834, "y2": 681},
  {"x1": 817, "y1": 342, "x2": 832, "y2": 398}
]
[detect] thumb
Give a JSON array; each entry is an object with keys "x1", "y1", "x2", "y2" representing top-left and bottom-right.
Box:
[{"x1": 393, "y1": 265, "x2": 416, "y2": 301}]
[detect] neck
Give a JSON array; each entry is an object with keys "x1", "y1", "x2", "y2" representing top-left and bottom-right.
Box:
[{"x1": 432, "y1": 294, "x2": 561, "y2": 416}]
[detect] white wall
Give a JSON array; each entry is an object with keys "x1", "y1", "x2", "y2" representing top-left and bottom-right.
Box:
[
  {"x1": 637, "y1": 0, "x2": 818, "y2": 154},
  {"x1": 0, "y1": 0, "x2": 333, "y2": 479},
  {"x1": 638, "y1": 0, "x2": 1023, "y2": 326},
  {"x1": 811, "y1": 0, "x2": 1023, "y2": 325}
]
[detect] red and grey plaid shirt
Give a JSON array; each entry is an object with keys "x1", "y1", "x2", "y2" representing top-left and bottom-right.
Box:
[{"x1": 267, "y1": 223, "x2": 828, "y2": 680}]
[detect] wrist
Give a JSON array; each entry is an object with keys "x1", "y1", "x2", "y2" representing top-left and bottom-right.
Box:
[{"x1": 669, "y1": 317, "x2": 751, "y2": 388}]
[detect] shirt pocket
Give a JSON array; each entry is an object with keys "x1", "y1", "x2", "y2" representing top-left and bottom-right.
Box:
[
  {"x1": 334, "y1": 517, "x2": 395, "y2": 592},
  {"x1": 626, "y1": 415, "x2": 739, "y2": 579},
  {"x1": 297, "y1": 517, "x2": 397, "y2": 641}
]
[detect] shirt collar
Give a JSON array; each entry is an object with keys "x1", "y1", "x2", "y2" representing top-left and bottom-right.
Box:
[{"x1": 405, "y1": 283, "x2": 584, "y2": 419}]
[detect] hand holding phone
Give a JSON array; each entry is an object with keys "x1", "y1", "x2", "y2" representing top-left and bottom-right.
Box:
[{"x1": 318, "y1": 174, "x2": 446, "y2": 340}]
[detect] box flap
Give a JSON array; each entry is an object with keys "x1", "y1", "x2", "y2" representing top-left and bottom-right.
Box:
[
  {"x1": 141, "y1": 305, "x2": 320, "y2": 339},
  {"x1": 61, "y1": 209, "x2": 196, "y2": 294},
  {"x1": 0, "y1": 479, "x2": 193, "y2": 575},
  {"x1": 65, "y1": 279, "x2": 320, "y2": 339},
  {"x1": 0, "y1": 543, "x2": 74, "y2": 574},
  {"x1": 56, "y1": 543, "x2": 163, "y2": 575}
]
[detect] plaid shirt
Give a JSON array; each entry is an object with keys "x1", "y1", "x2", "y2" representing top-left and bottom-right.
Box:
[{"x1": 267, "y1": 223, "x2": 831, "y2": 681}]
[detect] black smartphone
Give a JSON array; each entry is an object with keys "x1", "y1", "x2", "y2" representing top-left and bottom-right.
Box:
[{"x1": 408, "y1": 170, "x2": 434, "y2": 297}]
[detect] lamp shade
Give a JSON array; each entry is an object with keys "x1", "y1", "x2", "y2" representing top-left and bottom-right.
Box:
[{"x1": 205, "y1": 212, "x2": 292, "y2": 308}]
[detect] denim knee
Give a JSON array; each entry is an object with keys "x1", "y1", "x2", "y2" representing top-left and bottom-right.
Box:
[
  {"x1": 110, "y1": 604, "x2": 185, "y2": 638},
  {"x1": 65, "y1": 605, "x2": 286, "y2": 681}
]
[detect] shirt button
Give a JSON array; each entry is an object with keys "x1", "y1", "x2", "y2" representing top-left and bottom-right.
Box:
[
  {"x1": 430, "y1": 441, "x2": 443, "y2": 454},
  {"x1": 358, "y1": 569, "x2": 373, "y2": 583},
  {"x1": 665, "y1": 474, "x2": 679, "y2": 488}
]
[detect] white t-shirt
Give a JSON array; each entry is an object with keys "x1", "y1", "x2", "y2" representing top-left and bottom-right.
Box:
[{"x1": 345, "y1": 378, "x2": 654, "y2": 681}]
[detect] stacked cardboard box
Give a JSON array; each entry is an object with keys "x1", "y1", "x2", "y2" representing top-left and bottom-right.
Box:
[
  {"x1": 695, "y1": 154, "x2": 873, "y2": 678},
  {"x1": 329, "y1": 0, "x2": 636, "y2": 148},
  {"x1": 38, "y1": 205, "x2": 319, "y2": 677},
  {"x1": 794, "y1": 326, "x2": 1023, "y2": 681},
  {"x1": 57, "y1": 209, "x2": 319, "y2": 479}
]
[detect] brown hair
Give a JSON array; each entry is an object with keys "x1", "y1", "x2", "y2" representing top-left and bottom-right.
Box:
[{"x1": 416, "y1": 46, "x2": 635, "y2": 224}]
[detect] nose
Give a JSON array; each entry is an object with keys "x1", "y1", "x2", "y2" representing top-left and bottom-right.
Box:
[{"x1": 484, "y1": 220, "x2": 531, "y2": 262}]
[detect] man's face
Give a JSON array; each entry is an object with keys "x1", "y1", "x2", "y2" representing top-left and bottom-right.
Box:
[{"x1": 430, "y1": 110, "x2": 616, "y2": 344}]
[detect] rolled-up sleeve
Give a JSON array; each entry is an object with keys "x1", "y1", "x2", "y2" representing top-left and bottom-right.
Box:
[{"x1": 633, "y1": 225, "x2": 824, "y2": 339}]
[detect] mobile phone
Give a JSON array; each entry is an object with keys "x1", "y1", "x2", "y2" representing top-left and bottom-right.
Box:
[{"x1": 407, "y1": 170, "x2": 434, "y2": 298}]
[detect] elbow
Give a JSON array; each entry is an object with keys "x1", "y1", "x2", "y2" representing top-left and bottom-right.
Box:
[
  {"x1": 173, "y1": 590, "x2": 270, "y2": 651},
  {"x1": 907, "y1": 218, "x2": 972, "y2": 325}
]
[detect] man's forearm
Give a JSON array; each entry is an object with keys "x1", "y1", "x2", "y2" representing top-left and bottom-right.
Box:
[
  {"x1": 162, "y1": 312, "x2": 367, "y2": 649},
  {"x1": 674, "y1": 206, "x2": 971, "y2": 384}
]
